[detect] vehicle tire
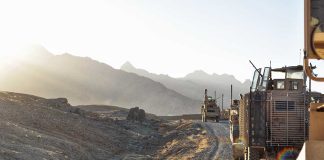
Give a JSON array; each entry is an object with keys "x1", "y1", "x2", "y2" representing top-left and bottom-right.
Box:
[
  {"x1": 247, "y1": 147, "x2": 260, "y2": 160},
  {"x1": 216, "y1": 117, "x2": 219, "y2": 122},
  {"x1": 232, "y1": 143, "x2": 245, "y2": 160}
]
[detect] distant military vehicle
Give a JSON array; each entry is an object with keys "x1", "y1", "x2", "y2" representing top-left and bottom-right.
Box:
[
  {"x1": 220, "y1": 109, "x2": 230, "y2": 120},
  {"x1": 229, "y1": 99, "x2": 240, "y2": 143},
  {"x1": 229, "y1": 99, "x2": 244, "y2": 159},
  {"x1": 229, "y1": 85, "x2": 239, "y2": 143},
  {"x1": 201, "y1": 89, "x2": 221, "y2": 122},
  {"x1": 235, "y1": 64, "x2": 308, "y2": 159}
]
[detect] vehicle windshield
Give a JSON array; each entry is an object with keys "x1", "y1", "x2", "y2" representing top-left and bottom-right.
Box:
[
  {"x1": 286, "y1": 70, "x2": 304, "y2": 79},
  {"x1": 251, "y1": 69, "x2": 261, "y2": 92},
  {"x1": 271, "y1": 72, "x2": 285, "y2": 79},
  {"x1": 259, "y1": 67, "x2": 270, "y2": 91}
]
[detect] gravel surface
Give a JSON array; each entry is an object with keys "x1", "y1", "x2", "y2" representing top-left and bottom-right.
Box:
[{"x1": 200, "y1": 121, "x2": 233, "y2": 160}]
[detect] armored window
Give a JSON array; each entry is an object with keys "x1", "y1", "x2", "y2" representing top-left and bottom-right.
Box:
[
  {"x1": 275, "y1": 101, "x2": 295, "y2": 111},
  {"x1": 251, "y1": 69, "x2": 261, "y2": 92},
  {"x1": 287, "y1": 71, "x2": 304, "y2": 79},
  {"x1": 259, "y1": 67, "x2": 270, "y2": 91},
  {"x1": 289, "y1": 81, "x2": 298, "y2": 90},
  {"x1": 276, "y1": 80, "x2": 285, "y2": 89}
]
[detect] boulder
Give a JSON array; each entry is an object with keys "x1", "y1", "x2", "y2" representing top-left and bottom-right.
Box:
[{"x1": 127, "y1": 107, "x2": 146, "y2": 122}]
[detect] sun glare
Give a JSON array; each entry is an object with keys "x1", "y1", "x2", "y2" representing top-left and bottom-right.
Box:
[{"x1": 0, "y1": 42, "x2": 35, "y2": 61}]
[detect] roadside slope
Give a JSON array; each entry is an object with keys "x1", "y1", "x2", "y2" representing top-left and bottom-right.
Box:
[
  {"x1": 0, "y1": 91, "x2": 215, "y2": 160},
  {"x1": 0, "y1": 91, "x2": 161, "y2": 159}
]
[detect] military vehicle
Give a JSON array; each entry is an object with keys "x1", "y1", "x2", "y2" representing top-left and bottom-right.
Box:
[
  {"x1": 229, "y1": 99, "x2": 240, "y2": 144},
  {"x1": 219, "y1": 93, "x2": 230, "y2": 120},
  {"x1": 229, "y1": 99, "x2": 245, "y2": 160},
  {"x1": 201, "y1": 89, "x2": 221, "y2": 122},
  {"x1": 235, "y1": 64, "x2": 308, "y2": 160},
  {"x1": 229, "y1": 85, "x2": 240, "y2": 144},
  {"x1": 220, "y1": 109, "x2": 230, "y2": 120},
  {"x1": 231, "y1": 1, "x2": 324, "y2": 159}
]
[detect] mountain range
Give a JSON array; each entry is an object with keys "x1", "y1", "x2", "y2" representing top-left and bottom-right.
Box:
[
  {"x1": 121, "y1": 62, "x2": 251, "y2": 107},
  {"x1": 0, "y1": 45, "x2": 251, "y2": 115},
  {"x1": 0, "y1": 46, "x2": 199, "y2": 115}
]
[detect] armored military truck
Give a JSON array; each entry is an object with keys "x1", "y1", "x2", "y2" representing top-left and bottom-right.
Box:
[
  {"x1": 229, "y1": 99, "x2": 245, "y2": 160},
  {"x1": 230, "y1": 99, "x2": 240, "y2": 143},
  {"x1": 201, "y1": 89, "x2": 221, "y2": 122},
  {"x1": 237, "y1": 65, "x2": 308, "y2": 159}
]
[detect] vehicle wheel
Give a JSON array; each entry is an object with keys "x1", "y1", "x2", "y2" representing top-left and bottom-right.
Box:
[
  {"x1": 247, "y1": 147, "x2": 260, "y2": 160},
  {"x1": 232, "y1": 143, "x2": 245, "y2": 160},
  {"x1": 216, "y1": 117, "x2": 219, "y2": 122}
]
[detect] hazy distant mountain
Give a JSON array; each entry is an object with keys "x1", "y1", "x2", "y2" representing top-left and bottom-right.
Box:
[
  {"x1": 0, "y1": 46, "x2": 199, "y2": 115},
  {"x1": 121, "y1": 62, "x2": 251, "y2": 107}
]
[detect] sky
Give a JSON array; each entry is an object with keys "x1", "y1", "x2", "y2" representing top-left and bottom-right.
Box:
[{"x1": 0, "y1": 0, "x2": 323, "y2": 91}]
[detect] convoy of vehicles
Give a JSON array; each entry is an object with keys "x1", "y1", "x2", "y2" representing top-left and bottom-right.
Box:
[
  {"x1": 228, "y1": 0, "x2": 324, "y2": 159},
  {"x1": 200, "y1": 0, "x2": 324, "y2": 159}
]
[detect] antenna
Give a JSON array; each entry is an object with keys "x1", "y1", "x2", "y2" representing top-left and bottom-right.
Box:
[
  {"x1": 249, "y1": 60, "x2": 263, "y2": 78},
  {"x1": 299, "y1": 49, "x2": 302, "y2": 65},
  {"x1": 269, "y1": 60, "x2": 272, "y2": 79},
  {"x1": 221, "y1": 94, "x2": 224, "y2": 111},
  {"x1": 230, "y1": 85, "x2": 233, "y2": 107}
]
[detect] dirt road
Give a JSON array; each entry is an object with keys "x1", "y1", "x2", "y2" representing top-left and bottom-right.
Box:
[{"x1": 200, "y1": 121, "x2": 233, "y2": 160}]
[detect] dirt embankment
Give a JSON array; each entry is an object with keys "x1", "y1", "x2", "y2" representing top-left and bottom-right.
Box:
[
  {"x1": 156, "y1": 120, "x2": 212, "y2": 160},
  {"x1": 0, "y1": 92, "x2": 212, "y2": 160}
]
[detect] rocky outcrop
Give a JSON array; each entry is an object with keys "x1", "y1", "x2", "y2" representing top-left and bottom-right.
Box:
[{"x1": 127, "y1": 107, "x2": 146, "y2": 122}]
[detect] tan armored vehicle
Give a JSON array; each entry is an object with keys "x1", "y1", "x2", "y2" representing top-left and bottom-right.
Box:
[
  {"x1": 236, "y1": 65, "x2": 308, "y2": 159},
  {"x1": 220, "y1": 109, "x2": 230, "y2": 120},
  {"x1": 229, "y1": 99, "x2": 240, "y2": 143},
  {"x1": 229, "y1": 99, "x2": 245, "y2": 159},
  {"x1": 201, "y1": 89, "x2": 221, "y2": 122}
]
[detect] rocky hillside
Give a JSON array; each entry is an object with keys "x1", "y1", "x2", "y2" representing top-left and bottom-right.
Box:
[
  {"x1": 0, "y1": 46, "x2": 199, "y2": 115},
  {"x1": 0, "y1": 91, "x2": 156, "y2": 159},
  {"x1": 0, "y1": 91, "x2": 211, "y2": 160},
  {"x1": 121, "y1": 62, "x2": 251, "y2": 107}
]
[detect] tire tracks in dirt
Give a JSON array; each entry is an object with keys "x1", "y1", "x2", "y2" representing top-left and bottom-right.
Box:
[{"x1": 200, "y1": 121, "x2": 233, "y2": 160}]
